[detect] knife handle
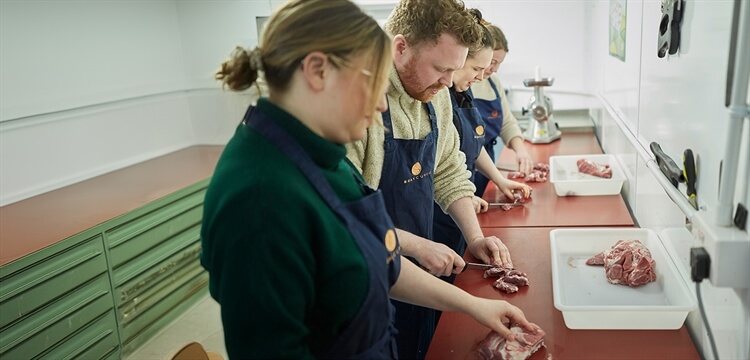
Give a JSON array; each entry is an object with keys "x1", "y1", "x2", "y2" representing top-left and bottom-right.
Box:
[
  {"x1": 683, "y1": 149, "x2": 697, "y2": 196},
  {"x1": 650, "y1": 142, "x2": 682, "y2": 187}
]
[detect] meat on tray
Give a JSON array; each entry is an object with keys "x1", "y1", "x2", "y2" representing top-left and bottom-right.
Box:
[
  {"x1": 576, "y1": 158, "x2": 612, "y2": 178},
  {"x1": 477, "y1": 323, "x2": 546, "y2": 360},
  {"x1": 484, "y1": 266, "x2": 530, "y2": 293},
  {"x1": 507, "y1": 163, "x2": 549, "y2": 183},
  {"x1": 586, "y1": 239, "x2": 656, "y2": 287}
]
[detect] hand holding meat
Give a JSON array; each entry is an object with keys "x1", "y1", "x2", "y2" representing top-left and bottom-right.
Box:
[
  {"x1": 477, "y1": 323, "x2": 546, "y2": 360},
  {"x1": 466, "y1": 298, "x2": 537, "y2": 343},
  {"x1": 495, "y1": 177, "x2": 532, "y2": 201},
  {"x1": 468, "y1": 236, "x2": 513, "y2": 268},
  {"x1": 515, "y1": 150, "x2": 534, "y2": 175}
]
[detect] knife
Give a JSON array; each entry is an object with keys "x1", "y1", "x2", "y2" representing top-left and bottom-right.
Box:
[
  {"x1": 462, "y1": 262, "x2": 499, "y2": 272},
  {"x1": 496, "y1": 163, "x2": 518, "y2": 172},
  {"x1": 488, "y1": 202, "x2": 524, "y2": 208},
  {"x1": 650, "y1": 142, "x2": 682, "y2": 187},
  {"x1": 683, "y1": 149, "x2": 698, "y2": 210}
]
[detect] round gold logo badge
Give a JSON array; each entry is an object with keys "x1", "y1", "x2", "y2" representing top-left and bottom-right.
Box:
[
  {"x1": 384, "y1": 229, "x2": 397, "y2": 252},
  {"x1": 475, "y1": 125, "x2": 485, "y2": 136},
  {"x1": 411, "y1": 162, "x2": 422, "y2": 176}
]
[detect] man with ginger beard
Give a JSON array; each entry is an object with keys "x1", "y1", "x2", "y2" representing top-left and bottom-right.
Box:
[{"x1": 346, "y1": 0, "x2": 516, "y2": 358}]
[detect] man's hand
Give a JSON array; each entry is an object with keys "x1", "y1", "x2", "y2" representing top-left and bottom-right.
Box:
[
  {"x1": 413, "y1": 238, "x2": 466, "y2": 276},
  {"x1": 467, "y1": 235, "x2": 512, "y2": 267}
]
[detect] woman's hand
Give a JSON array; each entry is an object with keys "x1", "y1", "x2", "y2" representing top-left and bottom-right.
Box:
[
  {"x1": 494, "y1": 177, "x2": 532, "y2": 201},
  {"x1": 515, "y1": 149, "x2": 534, "y2": 175},
  {"x1": 472, "y1": 196, "x2": 489, "y2": 214},
  {"x1": 466, "y1": 297, "x2": 538, "y2": 341}
]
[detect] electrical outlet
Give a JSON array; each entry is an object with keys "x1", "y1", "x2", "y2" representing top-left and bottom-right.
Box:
[{"x1": 691, "y1": 210, "x2": 750, "y2": 288}]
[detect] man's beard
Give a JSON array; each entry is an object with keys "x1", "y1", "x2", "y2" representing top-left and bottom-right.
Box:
[{"x1": 399, "y1": 57, "x2": 445, "y2": 103}]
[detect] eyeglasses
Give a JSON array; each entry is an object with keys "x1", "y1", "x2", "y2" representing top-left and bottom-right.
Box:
[{"x1": 327, "y1": 53, "x2": 373, "y2": 77}]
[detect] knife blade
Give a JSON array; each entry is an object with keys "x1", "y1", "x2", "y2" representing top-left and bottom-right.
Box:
[
  {"x1": 462, "y1": 262, "x2": 499, "y2": 272},
  {"x1": 488, "y1": 202, "x2": 524, "y2": 208},
  {"x1": 496, "y1": 163, "x2": 518, "y2": 172}
]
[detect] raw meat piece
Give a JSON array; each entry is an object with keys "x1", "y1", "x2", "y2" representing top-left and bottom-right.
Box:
[
  {"x1": 500, "y1": 190, "x2": 528, "y2": 211},
  {"x1": 585, "y1": 252, "x2": 605, "y2": 265},
  {"x1": 477, "y1": 323, "x2": 546, "y2": 360},
  {"x1": 586, "y1": 239, "x2": 656, "y2": 287},
  {"x1": 507, "y1": 163, "x2": 549, "y2": 183},
  {"x1": 576, "y1": 158, "x2": 612, "y2": 178},
  {"x1": 484, "y1": 267, "x2": 530, "y2": 293}
]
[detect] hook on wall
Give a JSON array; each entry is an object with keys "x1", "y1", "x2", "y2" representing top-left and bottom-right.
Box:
[{"x1": 657, "y1": 0, "x2": 686, "y2": 58}]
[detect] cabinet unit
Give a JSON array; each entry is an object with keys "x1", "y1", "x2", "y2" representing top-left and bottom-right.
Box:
[
  {"x1": 104, "y1": 182, "x2": 209, "y2": 356},
  {"x1": 0, "y1": 146, "x2": 222, "y2": 359}
]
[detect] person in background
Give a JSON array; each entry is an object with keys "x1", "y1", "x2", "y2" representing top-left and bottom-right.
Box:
[
  {"x1": 201, "y1": 0, "x2": 535, "y2": 358},
  {"x1": 346, "y1": 1, "x2": 516, "y2": 358},
  {"x1": 472, "y1": 24, "x2": 533, "y2": 197},
  {"x1": 433, "y1": 13, "x2": 532, "y2": 284}
]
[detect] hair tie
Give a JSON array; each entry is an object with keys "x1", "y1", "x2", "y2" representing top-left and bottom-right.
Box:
[{"x1": 249, "y1": 47, "x2": 263, "y2": 71}]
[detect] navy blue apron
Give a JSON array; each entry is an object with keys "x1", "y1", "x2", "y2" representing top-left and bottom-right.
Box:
[
  {"x1": 473, "y1": 77, "x2": 505, "y2": 196},
  {"x1": 379, "y1": 101, "x2": 438, "y2": 360},
  {"x1": 432, "y1": 87, "x2": 485, "y2": 282},
  {"x1": 246, "y1": 106, "x2": 401, "y2": 359}
]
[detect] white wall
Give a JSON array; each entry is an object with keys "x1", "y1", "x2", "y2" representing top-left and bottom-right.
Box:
[
  {"x1": 584, "y1": 1, "x2": 750, "y2": 359},
  {"x1": 0, "y1": 0, "x2": 270, "y2": 205}
]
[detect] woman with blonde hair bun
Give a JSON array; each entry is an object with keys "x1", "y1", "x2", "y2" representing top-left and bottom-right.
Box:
[{"x1": 201, "y1": 0, "x2": 535, "y2": 358}]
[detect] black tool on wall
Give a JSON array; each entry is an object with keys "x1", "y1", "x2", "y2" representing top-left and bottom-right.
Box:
[
  {"x1": 657, "y1": 0, "x2": 685, "y2": 58},
  {"x1": 682, "y1": 149, "x2": 698, "y2": 210},
  {"x1": 650, "y1": 142, "x2": 682, "y2": 187}
]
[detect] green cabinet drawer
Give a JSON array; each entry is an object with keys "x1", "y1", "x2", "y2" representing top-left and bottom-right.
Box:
[
  {"x1": 0, "y1": 274, "x2": 115, "y2": 359},
  {"x1": 114, "y1": 225, "x2": 202, "y2": 303},
  {"x1": 105, "y1": 189, "x2": 205, "y2": 270},
  {"x1": 0, "y1": 235, "x2": 108, "y2": 330},
  {"x1": 38, "y1": 310, "x2": 119, "y2": 360}
]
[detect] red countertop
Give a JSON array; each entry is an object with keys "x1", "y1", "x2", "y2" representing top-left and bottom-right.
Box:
[
  {"x1": 0, "y1": 145, "x2": 224, "y2": 266},
  {"x1": 425, "y1": 227, "x2": 700, "y2": 360},
  {"x1": 478, "y1": 133, "x2": 634, "y2": 228}
]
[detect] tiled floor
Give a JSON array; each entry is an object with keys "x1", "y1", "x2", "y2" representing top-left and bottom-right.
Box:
[{"x1": 125, "y1": 295, "x2": 228, "y2": 360}]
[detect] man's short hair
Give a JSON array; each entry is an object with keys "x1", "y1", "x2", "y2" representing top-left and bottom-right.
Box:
[{"x1": 386, "y1": 0, "x2": 482, "y2": 50}]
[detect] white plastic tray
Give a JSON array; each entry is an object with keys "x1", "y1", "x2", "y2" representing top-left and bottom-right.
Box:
[
  {"x1": 550, "y1": 228, "x2": 696, "y2": 330},
  {"x1": 549, "y1": 154, "x2": 626, "y2": 196}
]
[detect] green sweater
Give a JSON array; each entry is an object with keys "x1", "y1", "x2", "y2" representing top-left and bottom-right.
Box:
[{"x1": 201, "y1": 99, "x2": 369, "y2": 359}]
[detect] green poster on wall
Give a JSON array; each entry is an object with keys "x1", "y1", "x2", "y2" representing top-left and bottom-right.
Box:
[{"x1": 609, "y1": 0, "x2": 627, "y2": 61}]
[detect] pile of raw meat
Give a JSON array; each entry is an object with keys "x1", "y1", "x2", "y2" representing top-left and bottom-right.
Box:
[
  {"x1": 484, "y1": 266, "x2": 530, "y2": 293},
  {"x1": 507, "y1": 163, "x2": 549, "y2": 183},
  {"x1": 477, "y1": 324, "x2": 546, "y2": 360},
  {"x1": 586, "y1": 239, "x2": 657, "y2": 287},
  {"x1": 576, "y1": 158, "x2": 612, "y2": 178}
]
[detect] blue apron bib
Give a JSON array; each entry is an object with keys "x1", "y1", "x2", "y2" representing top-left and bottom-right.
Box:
[
  {"x1": 432, "y1": 88, "x2": 485, "y2": 277},
  {"x1": 379, "y1": 101, "x2": 438, "y2": 360},
  {"x1": 246, "y1": 107, "x2": 401, "y2": 359},
  {"x1": 473, "y1": 77, "x2": 504, "y2": 196}
]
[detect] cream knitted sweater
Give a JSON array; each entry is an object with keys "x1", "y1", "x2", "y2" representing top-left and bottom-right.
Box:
[
  {"x1": 346, "y1": 65, "x2": 475, "y2": 213},
  {"x1": 470, "y1": 73, "x2": 524, "y2": 145}
]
